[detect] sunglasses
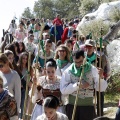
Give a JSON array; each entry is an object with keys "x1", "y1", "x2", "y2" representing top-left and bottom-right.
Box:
[
  {"x1": 0, "y1": 64, "x2": 4, "y2": 68},
  {"x1": 58, "y1": 50, "x2": 66, "y2": 53}
]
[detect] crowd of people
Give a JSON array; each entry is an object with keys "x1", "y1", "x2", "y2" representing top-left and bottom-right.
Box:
[{"x1": 0, "y1": 14, "x2": 119, "y2": 120}]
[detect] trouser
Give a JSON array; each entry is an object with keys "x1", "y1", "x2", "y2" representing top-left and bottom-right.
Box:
[
  {"x1": 97, "y1": 91, "x2": 104, "y2": 116},
  {"x1": 66, "y1": 104, "x2": 96, "y2": 120},
  {"x1": 10, "y1": 34, "x2": 14, "y2": 43},
  {"x1": 20, "y1": 89, "x2": 25, "y2": 118}
]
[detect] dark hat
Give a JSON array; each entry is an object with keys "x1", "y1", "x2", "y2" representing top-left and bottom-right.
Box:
[{"x1": 44, "y1": 25, "x2": 50, "y2": 30}]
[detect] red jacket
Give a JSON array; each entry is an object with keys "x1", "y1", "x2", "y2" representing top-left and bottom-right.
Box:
[
  {"x1": 53, "y1": 17, "x2": 63, "y2": 26},
  {"x1": 61, "y1": 27, "x2": 69, "y2": 43}
]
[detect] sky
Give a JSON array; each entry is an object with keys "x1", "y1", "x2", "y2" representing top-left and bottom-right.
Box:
[{"x1": 0, "y1": 0, "x2": 37, "y2": 37}]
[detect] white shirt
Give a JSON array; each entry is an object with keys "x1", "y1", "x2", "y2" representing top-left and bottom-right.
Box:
[
  {"x1": 36, "y1": 112, "x2": 69, "y2": 120},
  {"x1": 56, "y1": 63, "x2": 71, "y2": 77},
  {"x1": 25, "y1": 42, "x2": 36, "y2": 55},
  {"x1": 60, "y1": 65, "x2": 108, "y2": 95}
]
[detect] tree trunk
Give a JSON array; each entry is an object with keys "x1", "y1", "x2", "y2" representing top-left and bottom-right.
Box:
[{"x1": 103, "y1": 20, "x2": 120, "y2": 46}]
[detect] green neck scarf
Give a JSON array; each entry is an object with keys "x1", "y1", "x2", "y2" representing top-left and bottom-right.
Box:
[
  {"x1": 56, "y1": 59, "x2": 68, "y2": 68},
  {"x1": 87, "y1": 53, "x2": 96, "y2": 64},
  {"x1": 69, "y1": 62, "x2": 91, "y2": 77},
  {"x1": 30, "y1": 24, "x2": 34, "y2": 31},
  {"x1": 34, "y1": 30, "x2": 40, "y2": 32}
]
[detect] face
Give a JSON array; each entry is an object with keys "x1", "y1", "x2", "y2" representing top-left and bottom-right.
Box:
[
  {"x1": 29, "y1": 36, "x2": 34, "y2": 43},
  {"x1": 45, "y1": 34, "x2": 50, "y2": 40},
  {"x1": 22, "y1": 55, "x2": 28, "y2": 65},
  {"x1": 66, "y1": 43, "x2": 72, "y2": 51},
  {"x1": 7, "y1": 54, "x2": 14, "y2": 64},
  {"x1": 57, "y1": 47, "x2": 67, "y2": 60},
  {"x1": 46, "y1": 67, "x2": 56, "y2": 80},
  {"x1": 31, "y1": 20, "x2": 35, "y2": 24},
  {"x1": 34, "y1": 24, "x2": 40, "y2": 30},
  {"x1": 85, "y1": 45, "x2": 94, "y2": 55},
  {"x1": 45, "y1": 43, "x2": 52, "y2": 52},
  {"x1": 0, "y1": 62, "x2": 9, "y2": 73},
  {"x1": 73, "y1": 56, "x2": 84, "y2": 68},
  {"x1": 19, "y1": 24, "x2": 23, "y2": 29},
  {"x1": 44, "y1": 107, "x2": 56, "y2": 120},
  {"x1": 19, "y1": 42, "x2": 23, "y2": 51}
]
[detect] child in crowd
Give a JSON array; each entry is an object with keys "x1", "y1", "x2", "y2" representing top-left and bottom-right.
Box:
[{"x1": 36, "y1": 95, "x2": 69, "y2": 120}]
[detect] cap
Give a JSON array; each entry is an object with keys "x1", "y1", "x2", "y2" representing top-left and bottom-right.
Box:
[{"x1": 85, "y1": 39, "x2": 95, "y2": 47}]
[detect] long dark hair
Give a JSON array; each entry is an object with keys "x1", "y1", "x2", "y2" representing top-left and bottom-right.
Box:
[
  {"x1": 19, "y1": 42, "x2": 26, "y2": 53},
  {"x1": 5, "y1": 42, "x2": 20, "y2": 56},
  {"x1": 17, "y1": 52, "x2": 28, "y2": 71}
]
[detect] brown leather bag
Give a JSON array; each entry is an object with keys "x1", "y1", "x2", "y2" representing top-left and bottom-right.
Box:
[{"x1": 42, "y1": 88, "x2": 62, "y2": 105}]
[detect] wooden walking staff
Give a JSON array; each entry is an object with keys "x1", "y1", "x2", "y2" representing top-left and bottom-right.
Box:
[
  {"x1": 27, "y1": 23, "x2": 45, "y2": 118},
  {"x1": 98, "y1": 28, "x2": 103, "y2": 116},
  {"x1": 71, "y1": 51, "x2": 88, "y2": 120},
  {"x1": 94, "y1": 39, "x2": 98, "y2": 113},
  {"x1": 23, "y1": 52, "x2": 31, "y2": 120},
  {"x1": 54, "y1": 23, "x2": 57, "y2": 45}
]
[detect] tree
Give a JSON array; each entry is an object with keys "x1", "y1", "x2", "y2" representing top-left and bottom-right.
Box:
[
  {"x1": 33, "y1": 0, "x2": 80, "y2": 20},
  {"x1": 54, "y1": 0, "x2": 80, "y2": 19},
  {"x1": 22, "y1": 7, "x2": 34, "y2": 19},
  {"x1": 33, "y1": 0, "x2": 54, "y2": 19}
]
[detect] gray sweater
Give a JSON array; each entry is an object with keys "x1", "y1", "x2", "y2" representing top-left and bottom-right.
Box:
[{"x1": 0, "y1": 69, "x2": 21, "y2": 112}]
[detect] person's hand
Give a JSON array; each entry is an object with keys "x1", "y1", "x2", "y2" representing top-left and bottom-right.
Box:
[
  {"x1": 41, "y1": 67, "x2": 46, "y2": 76},
  {"x1": 28, "y1": 81, "x2": 33, "y2": 88},
  {"x1": 32, "y1": 76, "x2": 37, "y2": 85},
  {"x1": 98, "y1": 68, "x2": 104, "y2": 79},
  {"x1": 34, "y1": 62, "x2": 40, "y2": 68}
]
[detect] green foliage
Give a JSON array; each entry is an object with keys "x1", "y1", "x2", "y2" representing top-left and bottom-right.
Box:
[
  {"x1": 54, "y1": 0, "x2": 80, "y2": 19},
  {"x1": 21, "y1": 0, "x2": 80, "y2": 19},
  {"x1": 109, "y1": 6, "x2": 120, "y2": 22},
  {"x1": 106, "y1": 72, "x2": 120, "y2": 95},
  {"x1": 33, "y1": 0, "x2": 54, "y2": 19},
  {"x1": 80, "y1": 0, "x2": 98, "y2": 16},
  {"x1": 80, "y1": 19, "x2": 109, "y2": 40},
  {"x1": 22, "y1": 7, "x2": 34, "y2": 19}
]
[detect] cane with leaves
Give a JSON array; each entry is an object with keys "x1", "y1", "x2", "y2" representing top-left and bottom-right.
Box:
[
  {"x1": 71, "y1": 51, "x2": 88, "y2": 120},
  {"x1": 27, "y1": 23, "x2": 45, "y2": 118},
  {"x1": 22, "y1": 52, "x2": 31, "y2": 120}
]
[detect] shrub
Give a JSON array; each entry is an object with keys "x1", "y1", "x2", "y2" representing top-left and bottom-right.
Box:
[
  {"x1": 109, "y1": 6, "x2": 120, "y2": 22},
  {"x1": 80, "y1": 19, "x2": 109, "y2": 40},
  {"x1": 106, "y1": 72, "x2": 120, "y2": 94}
]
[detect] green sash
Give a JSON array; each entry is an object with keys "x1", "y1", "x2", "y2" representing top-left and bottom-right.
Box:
[{"x1": 56, "y1": 59, "x2": 68, "y2": 68}]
